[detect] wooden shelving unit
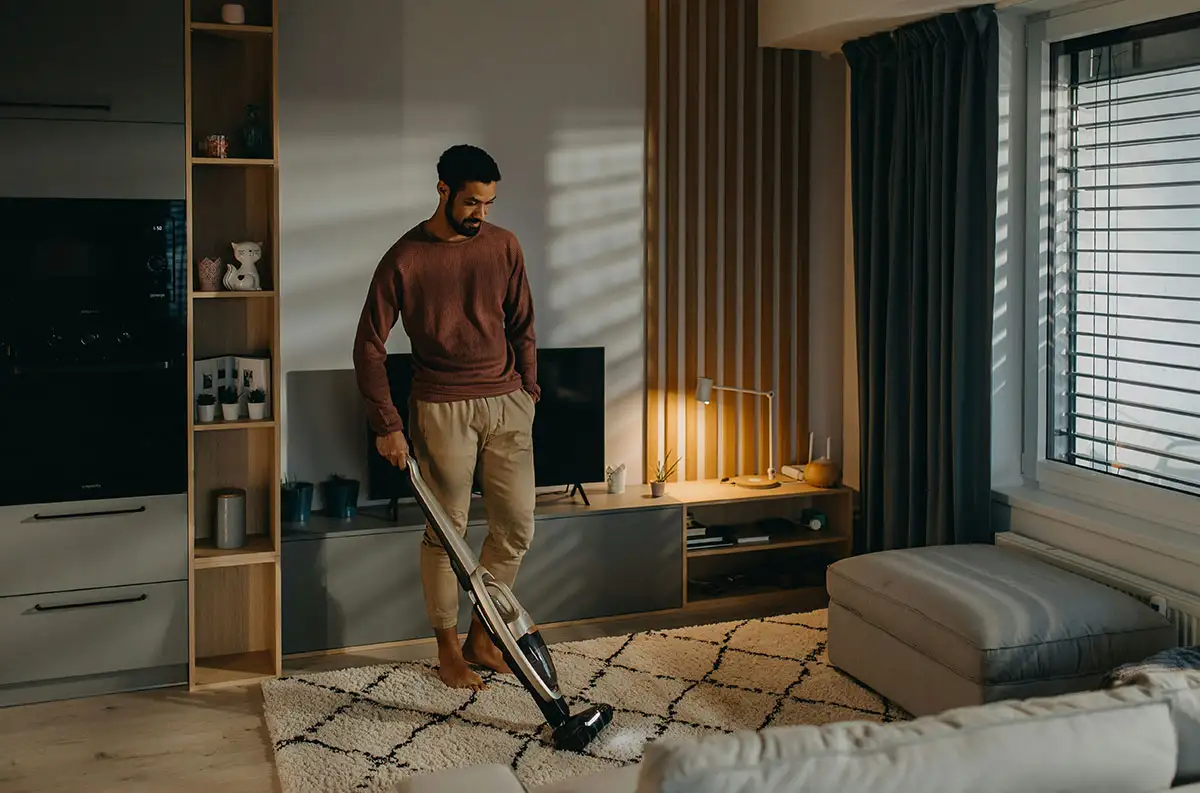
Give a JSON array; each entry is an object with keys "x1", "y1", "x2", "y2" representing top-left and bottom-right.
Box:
[
  {"x1": 675, "y1": 479, "x2": 852, "y2": 610},
  {"x1": 184, "y1": 0, "x2": 281, "y2": 690}
]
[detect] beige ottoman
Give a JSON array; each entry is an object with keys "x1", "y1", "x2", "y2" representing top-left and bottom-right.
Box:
[{"x1": 826, "y1": 543, "x2": 1176, "y2": 717}]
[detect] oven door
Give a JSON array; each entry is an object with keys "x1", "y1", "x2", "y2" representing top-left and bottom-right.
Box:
[{"x1": 0, "y1": 361, "x2": 187, "y2": 508}]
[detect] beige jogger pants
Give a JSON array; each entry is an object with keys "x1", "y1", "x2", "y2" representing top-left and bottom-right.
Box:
[{"x1": 408, "y1": 389, "x2": 536, "y2": 630}]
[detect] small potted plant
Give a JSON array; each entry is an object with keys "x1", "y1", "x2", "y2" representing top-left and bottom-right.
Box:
[
  {"x1": 218, "y1": 385, "x2": 240, "y2": 421},
  {"x1": 322, "y1": 474, "x2": 360, "y2": 519},
  {"x1": 281, "y1": 474, "x2": 313, "y2": 524},
  {"x1": 196, "y1": 392, "x2": 216, "y2": 423},
  {"x1": 651, "y1": 450, "x2": 680, "y2": 497},
  {"x1": 247, "y1": 387, "x2": 268, "y2": 420}
]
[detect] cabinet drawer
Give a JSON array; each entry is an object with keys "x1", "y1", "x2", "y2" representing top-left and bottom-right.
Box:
[
  {"x1": 0, "y1": 580, "x2": 187, "y2": 687},
  {"x1": 0, "y1": 494, "x2": 187, "y2": 597}
]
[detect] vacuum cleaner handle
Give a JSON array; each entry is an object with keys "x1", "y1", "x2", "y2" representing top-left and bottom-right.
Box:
[
  {"x1": 406, "y1": 455, "x2": 483, "y2": 579},
  {"x1": 405, "y1": 454, "x2": 563, "y2": 707}
]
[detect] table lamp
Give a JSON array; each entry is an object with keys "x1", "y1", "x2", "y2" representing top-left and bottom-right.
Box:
[{"x1": 695, "y1": 376, "x2": 780, "y2": 489}]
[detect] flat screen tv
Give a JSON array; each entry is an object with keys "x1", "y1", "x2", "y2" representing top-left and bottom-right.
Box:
[{"x1": 366, "y1": 346, "x2": 605, "y2": 504}]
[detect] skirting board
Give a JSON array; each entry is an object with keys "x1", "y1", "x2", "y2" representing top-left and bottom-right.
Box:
[{"x1": 0, "y1": 664, "x2": 187, "y2": 709}]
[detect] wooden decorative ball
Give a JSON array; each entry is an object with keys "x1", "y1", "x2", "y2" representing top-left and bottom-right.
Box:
[{"x1": 803, "y1": 458, "x2": 841, "y2": 488}]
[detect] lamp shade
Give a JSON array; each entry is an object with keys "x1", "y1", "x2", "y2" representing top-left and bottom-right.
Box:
[{"x1": 695, "y1": 377, "x2": 714, "y2": 404}]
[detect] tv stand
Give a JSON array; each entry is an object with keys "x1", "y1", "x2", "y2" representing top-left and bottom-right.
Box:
[
  {"x1": 566, "y1": 482, "x2": 590, "y2": 506},
  {"x1": 281, "y1": 477, "x2": 854, "y2": 660}
]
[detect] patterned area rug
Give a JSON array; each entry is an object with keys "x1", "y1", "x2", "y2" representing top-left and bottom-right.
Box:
[{"x1": 261, "y1": 609, "x2": 905, "y2": 792}]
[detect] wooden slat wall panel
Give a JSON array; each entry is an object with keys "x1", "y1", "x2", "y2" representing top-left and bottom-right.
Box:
[{"x1": 645, "y1": 0, "x2": 810, "y2": 483}]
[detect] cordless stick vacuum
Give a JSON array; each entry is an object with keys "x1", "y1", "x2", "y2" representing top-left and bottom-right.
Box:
[{"x1": 405, "y1": 455, "x2": 614, "y2": 752}]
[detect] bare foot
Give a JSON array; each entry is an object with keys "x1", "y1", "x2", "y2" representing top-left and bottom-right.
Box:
[
  {"x1": 463, "y1": 618, "x2": 512, "y2": 675},
  {"x1": 434, "y1": 627, "x2": 484, "y2": 690}
]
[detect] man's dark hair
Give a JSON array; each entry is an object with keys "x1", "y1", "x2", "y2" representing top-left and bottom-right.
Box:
[{"x1": 437, "y1": 144, "x2": 501, "y2": 195}]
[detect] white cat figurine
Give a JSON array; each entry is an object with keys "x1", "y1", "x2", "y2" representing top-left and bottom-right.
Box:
[{"x1": 223, "y1": 241, "x2": 263, "y2": 291}]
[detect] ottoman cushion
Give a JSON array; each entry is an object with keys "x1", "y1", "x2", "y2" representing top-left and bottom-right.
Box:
[{"x1": 827, "y1": 544, "x2": 1175, "y2": 714}]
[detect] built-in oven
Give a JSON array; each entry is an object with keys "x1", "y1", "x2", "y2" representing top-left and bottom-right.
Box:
[{"x1": 0, "y1": 197, "x2": 188, "y2": 507}]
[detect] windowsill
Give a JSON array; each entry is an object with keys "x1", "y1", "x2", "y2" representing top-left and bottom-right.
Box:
[{"x1": 992, "y1": 483, "x2": 1200, "y2": 568}]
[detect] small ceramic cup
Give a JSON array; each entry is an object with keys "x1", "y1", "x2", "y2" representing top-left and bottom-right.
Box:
[{"x1": 221, "y1": 4, "x2": 245, "y2": 24}]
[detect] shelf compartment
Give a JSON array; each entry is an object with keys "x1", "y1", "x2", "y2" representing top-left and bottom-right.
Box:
[
  {"x1": 195, "y1": 534, "x2": 276, "y2": 569},
  {"x1": 191, "y1": 22, "x2": 273, "y2": 39},
  {"x1": 193, "y1": 427, "x2": 276, "y2": 546},
  {"x1": 193, "y1": 650, "x2": 276, "y2": 688},
  {"x1": 687, "y1": 530, "x2": 848, "y2": 558},
  {"x1": 190, "y1": 165, "x2": 276, "y2": 291},
  {"x1": 191, "y1": 294, "x2": 274, "y2": 361},
  {"x1": 193, "y1": 289, "x2": 276, "y2": 299},
  {"x1": 194, "y1": 417, "x2": 276, "y2": 432},
  {"x1": 192, "y1": 156, "x2": 276, "y2": 166},
  {"x1": 684, "y1": 584, "x2": 826, "y2": 610},
  {"x1": 193, "y1": 563, "x2": 278, "y2": 688},
  {"x1": 684, "y1": 543, "x2": 835, "y2": 607},
  {"x1": 191, "y1": 0, "x2": 274, "y2": 27},
  {"x1": 189, "y1": 29, "x2": 273, "y2": 159}
]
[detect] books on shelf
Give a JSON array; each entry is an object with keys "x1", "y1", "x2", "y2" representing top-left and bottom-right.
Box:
[{"x1": 685, "y1": 514, "x2": 830, "y2": 552}]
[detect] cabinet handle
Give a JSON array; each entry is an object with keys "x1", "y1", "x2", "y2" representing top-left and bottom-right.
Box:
[
  {"x1": 33, "y1": 593, "x2": 148, "y2": 612},
  {"x1": 0, "y1": 100, "x2": 111, "y2": 112},
  {"x1": 32, "y1": 505, "x2": 146, "y2": 521}
]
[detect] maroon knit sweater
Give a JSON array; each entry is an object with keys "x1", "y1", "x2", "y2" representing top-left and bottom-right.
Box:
[{"x1": 352, "y1": 221, "x2": 539, "y2": 436}]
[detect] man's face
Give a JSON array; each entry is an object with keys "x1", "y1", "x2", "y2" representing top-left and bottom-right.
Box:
[{"x1": 442, "y1": 180, "x2": 496, "y2": 237}]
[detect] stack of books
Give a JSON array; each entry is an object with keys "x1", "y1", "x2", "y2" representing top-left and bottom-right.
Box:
[{"x1": 686, "y1": 515, "x2": 775, "y2": 552}]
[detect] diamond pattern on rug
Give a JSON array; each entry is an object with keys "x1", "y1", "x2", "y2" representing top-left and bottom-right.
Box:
[{"x1": 261, "y1": 609, "x2": 906, "y2": 792}]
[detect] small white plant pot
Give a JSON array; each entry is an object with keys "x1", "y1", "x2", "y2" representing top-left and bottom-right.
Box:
[
  {"x1": 248, "y1": 402, "x2": 267, "y2": 420},
  {"x1": 221, "y1": 403, "x2": 240, "y2": 421},
  {"x1": 197, "y1": 404, "x2": 216, "y2": 423}
]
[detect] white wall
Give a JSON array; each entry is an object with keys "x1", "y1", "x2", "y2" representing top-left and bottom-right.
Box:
[
  {"x1": 807, "y1": 54, "x2": 850, "y2": 470},
  {"x1": 992, "y1": 9, "x2": 1027, "y2": 489},
  {"x1": 277, "y1": 0, "x2": 646, "y2": 490}
]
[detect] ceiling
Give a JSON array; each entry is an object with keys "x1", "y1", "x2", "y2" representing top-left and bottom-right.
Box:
[{"x1": 758, "y1": 0, "x2": 1082, "y2": 52}]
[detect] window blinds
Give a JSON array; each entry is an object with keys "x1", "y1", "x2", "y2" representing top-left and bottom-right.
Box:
[{"x1": 1048, "y1": 17, "x2": 1200, "y2": 498}]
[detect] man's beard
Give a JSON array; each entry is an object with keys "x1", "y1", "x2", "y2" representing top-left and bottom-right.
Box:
[{"x1": 445, "y1": 201, "x2": 481, "y2": 237}]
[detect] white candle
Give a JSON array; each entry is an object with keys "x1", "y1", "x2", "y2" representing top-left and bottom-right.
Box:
[
  {"x1": 826, "y1": 437, "x2": 831, "y2": 460},
  {"x1": 808, "y1": 432, "x2": 814, "y2": 464}
]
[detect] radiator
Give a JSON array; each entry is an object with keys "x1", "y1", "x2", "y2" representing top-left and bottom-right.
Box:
[{"x1": 997, "y1": 533, "x2": 1200, "y2": 646}]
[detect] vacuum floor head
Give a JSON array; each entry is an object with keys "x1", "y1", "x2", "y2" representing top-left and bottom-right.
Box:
[{"x1": 551, "y1": 703, "x2": 614, "y2": 752}]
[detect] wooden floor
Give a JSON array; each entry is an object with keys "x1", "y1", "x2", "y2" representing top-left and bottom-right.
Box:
[
  {"x1": 0, "y1": 593, "x2": 825, "y2": 793},
  {"x1": 0, "y1": 685, "x2": 280, "y2": 793}
]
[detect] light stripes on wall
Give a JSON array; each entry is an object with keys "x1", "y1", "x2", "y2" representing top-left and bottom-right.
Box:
[{"x1": 645, "y1": 0, "x2": 811, "y2": 483}]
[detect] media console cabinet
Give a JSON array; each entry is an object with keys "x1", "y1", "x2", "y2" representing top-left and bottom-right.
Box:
[{"x1": 281, "y1": 477, "x2": 853, "y2": 658}]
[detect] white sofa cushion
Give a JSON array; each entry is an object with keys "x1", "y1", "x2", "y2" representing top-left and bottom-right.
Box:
[
  {"x1": 1130, "y1": 670, "x2": 1200, "y2": 784},
  {"x1": 635, "y1": 686, "x2": 1180, "y2": 793}
]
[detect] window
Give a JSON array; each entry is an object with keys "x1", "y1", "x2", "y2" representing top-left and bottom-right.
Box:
[{"x1": 1046, "y1": 12, "x2": 1200, "y2": 500}]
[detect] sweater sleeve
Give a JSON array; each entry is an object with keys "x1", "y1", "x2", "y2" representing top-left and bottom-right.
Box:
[
  {"x1": 352, "y1": 250, "x2": 404, "y2": 435},
  {"x1": 503, "y1": 238, "x2": 539, "y2": 399}
]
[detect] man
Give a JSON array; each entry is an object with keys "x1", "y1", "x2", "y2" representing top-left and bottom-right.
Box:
[{"x1": 352, "y1": 144, "x2": 539, "y2": 690}]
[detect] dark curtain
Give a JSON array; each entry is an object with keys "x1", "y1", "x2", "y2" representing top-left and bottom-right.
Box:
[{"x1": 843, "y1": 6, "x2": 999, "y2": 553}]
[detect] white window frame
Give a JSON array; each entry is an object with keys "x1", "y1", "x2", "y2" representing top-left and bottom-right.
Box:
[{"x1": 1022, "y1": 0, "x2": 1200, "y2": 536}]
